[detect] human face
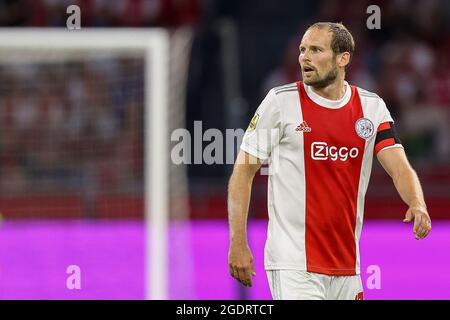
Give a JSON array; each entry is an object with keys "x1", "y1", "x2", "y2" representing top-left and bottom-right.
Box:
[{"x1": 299, "y1": 27, "x2": 339, "y2": 88}]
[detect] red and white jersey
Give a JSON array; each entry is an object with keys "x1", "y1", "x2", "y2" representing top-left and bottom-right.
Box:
[{"x1": 241, "y1": 81, "x2": 403, "y2": 276}]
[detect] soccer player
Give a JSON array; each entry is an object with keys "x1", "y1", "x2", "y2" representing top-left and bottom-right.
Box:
[{"x1": 227, "y1": 22, "x2": 432, "y2": 300}]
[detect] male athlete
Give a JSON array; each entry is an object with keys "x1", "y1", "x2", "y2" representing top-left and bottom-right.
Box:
[{"x1": 227, "y1": 22, "x2": 432, "y2": 300}]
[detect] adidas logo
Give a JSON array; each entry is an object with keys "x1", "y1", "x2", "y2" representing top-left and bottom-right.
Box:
[{"x1": 295, "y1": 121, "x2": 312, "y2": 132}]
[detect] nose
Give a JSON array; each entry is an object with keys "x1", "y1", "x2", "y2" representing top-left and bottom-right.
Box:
[{"x1": 300, "y1": 51, "x2": 311, "y2": 64}]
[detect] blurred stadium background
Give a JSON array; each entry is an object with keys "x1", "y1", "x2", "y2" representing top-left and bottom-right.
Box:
[{"x1": 0, "y1": 0, "x2": 449, "y2": 299}]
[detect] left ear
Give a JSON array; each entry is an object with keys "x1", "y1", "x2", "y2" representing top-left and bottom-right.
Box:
[{"x1": 337, "y1": 52, "x2": 351, "y2": 68}]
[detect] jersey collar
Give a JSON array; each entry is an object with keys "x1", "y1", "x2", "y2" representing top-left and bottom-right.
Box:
[{"x1": 303, "y1": 81, "x2": 351, "y2": 109}]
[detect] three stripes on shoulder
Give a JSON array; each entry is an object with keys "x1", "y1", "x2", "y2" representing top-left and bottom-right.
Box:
[
  {"x1": 357, "y1": 88, "x2": 380, "y2": 99},
  {"x1": 274, "y1": 83, "x2": 297, "y2": 95},
  {"x1": 273, "y1": 83, "x2": 381, "y2": 100}
]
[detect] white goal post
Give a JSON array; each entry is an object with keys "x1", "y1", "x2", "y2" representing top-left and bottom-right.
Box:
[{"x1": 0, "y1": 28, "x2": 170, "y2": 300}]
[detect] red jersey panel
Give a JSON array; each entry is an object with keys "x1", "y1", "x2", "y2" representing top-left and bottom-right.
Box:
[{"x1": 298, "y1": 81, "x2": 365, "y2": 275}]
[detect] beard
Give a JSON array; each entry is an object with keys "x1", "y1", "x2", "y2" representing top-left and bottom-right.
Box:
[{"x1": 303, "y1": 64, "x2": 338, "y2": 88}]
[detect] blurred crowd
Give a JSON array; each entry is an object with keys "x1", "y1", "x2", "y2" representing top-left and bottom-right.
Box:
[
  {"x1": 0, "y1": 0, "x2": 200, "y2": 27},
  {"x1": 0, "y1": 0, "x2": 448, "y2": 216},
  {"x1": 262, "y1": 0, "x2": 450, "y2": 161},
  {"x1": 0, "y1": 58, "x2": 144, "y2": 195}
]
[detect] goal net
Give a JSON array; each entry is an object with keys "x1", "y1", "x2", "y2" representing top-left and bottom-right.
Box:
[{"x1": 0, "y1": 28, "x2": 192, "y2": 299}]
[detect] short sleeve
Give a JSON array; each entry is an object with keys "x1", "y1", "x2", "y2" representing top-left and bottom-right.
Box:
[
  {"x1": 240, "y1": 89, "x2": 282, "y2": 160},
  {"x1": 374, "y1": 99, "x2": 403, "y2": 154}
]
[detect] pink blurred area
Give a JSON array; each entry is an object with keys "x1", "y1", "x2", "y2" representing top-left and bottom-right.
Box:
[{"x1": 0, "y1": 219, "x2": 448, "y2": 300}]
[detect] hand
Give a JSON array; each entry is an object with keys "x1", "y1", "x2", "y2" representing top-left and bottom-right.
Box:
[
  {"x1": 228, "y1": 243, "x2": 256, "y2": 287},
  {"x1": 403, "y1": 207, "x2": 432, "y2": 240}
]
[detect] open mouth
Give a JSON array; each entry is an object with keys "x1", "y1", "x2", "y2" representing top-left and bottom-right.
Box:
[{"x1": 303, "y1": 66, "x2": 315, "y2": 73}]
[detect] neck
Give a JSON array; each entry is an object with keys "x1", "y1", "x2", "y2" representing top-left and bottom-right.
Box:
[{"x1": 310, "y1": 75, "x2": 346, "y2": 100}]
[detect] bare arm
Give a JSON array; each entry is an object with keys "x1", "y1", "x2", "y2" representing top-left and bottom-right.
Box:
[
  {"x1": 377, "y1": 147, "x2": 431, "y2": 239},
  {"x1": 227, "y1": 150, "x2": 262, "y2": 287}
]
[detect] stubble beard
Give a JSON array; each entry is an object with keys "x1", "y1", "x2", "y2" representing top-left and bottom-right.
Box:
[{"x1": 303, "y1": 64, "x2": 339, "y2": 89}]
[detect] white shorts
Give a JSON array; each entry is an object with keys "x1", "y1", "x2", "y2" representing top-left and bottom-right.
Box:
[{"x1": 267, "y1": 270, "x2": 364, "y2": 300}]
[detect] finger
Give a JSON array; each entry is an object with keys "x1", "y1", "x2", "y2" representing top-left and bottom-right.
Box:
[
  {"x1": 250, "y1": 260, "x2": 256, "y2": 276},
  {"x1": 424, "y1": 217, "x2": 432, "y2": 229},
  {"x1": 418, "y1": 220, "x2": 432, "y2": 239},
  {"x1": 403, "y1": 210, "x2": 413, "y2": 223},
  {"x1": 416, "y1": 227, "x2": 425, "y2": 239},
  {"x1": 418, "y1": 229, "x2": 427, "y2": 239},
  {"x1": 245, "y1": 268, "x2": 253, "y2": 287},
  {"x1": 419, "y1": 219, "x2": 430, "y2": 238},
  {"x1": 232, "y1": 268, "x2": 239, "y2": 280},
  {"x1": 421, "y1": 226, "x2": 431, "y2": 239},
  {"x1": 236, "y1": 268, "x2": 246, "y2": 286},
  {"x1": 239, "y1": 267, "x2": 251, "y2": 287},
  {"x1": 415, "y1": 221, "x2": 425, "y2": 239},
  {"x1": 229, "y1": 265, "x2": 235, "y2": 278},
  {"x1": 420, "y1": 221, "x2": 430, "y2": 238},
  {"x1": 244, "y1": 268, "x2": 253, "y2": 287},
  {"x1": 417, "y1": 220, "x2": 431, "y2": 239},
  {"x1": 413, "y1": 214, "x2": 422, "y2": 235},
  {"x1": 418, "y1": 229, "x2": 428, "y2": 239},
  {"x1": 229, "y1": 263, "x2": 238, "y2": 278}
]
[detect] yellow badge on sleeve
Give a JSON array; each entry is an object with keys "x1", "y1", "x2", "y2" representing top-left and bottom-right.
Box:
[{"x1": 247, "y1": 113, "x2": 259, "y2": 132}]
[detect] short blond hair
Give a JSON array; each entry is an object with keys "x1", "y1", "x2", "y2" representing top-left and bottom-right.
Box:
[{"x1": 308, "y1": 22, "x2": 355, "y2": 63}]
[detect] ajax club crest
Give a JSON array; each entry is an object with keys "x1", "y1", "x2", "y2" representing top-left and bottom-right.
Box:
[{"x1": 355, "y1": 118, "x2": 374, "y2": 139}]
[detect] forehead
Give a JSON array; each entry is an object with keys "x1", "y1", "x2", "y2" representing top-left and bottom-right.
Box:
[{"x1": 300, "y1": 27, "x2": 332, "y2": 48}]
